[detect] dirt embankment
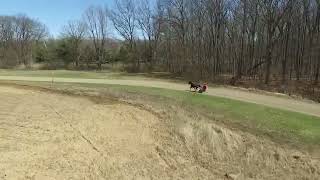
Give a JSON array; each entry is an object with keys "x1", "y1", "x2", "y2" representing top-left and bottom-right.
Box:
[{"x1": 0, "y1": 86, "x2": 319, "y2": 179}]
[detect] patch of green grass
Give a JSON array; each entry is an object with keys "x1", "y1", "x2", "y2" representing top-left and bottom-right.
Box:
[
  {"x1": 0, "y1": 69, "x2": 124, "y2": 79},
  {"x1": 0, "y1": 69, "x2": 182, "y2": 83}
]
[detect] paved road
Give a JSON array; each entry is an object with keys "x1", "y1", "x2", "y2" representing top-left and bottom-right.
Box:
[{"x1": 0, "y1": 75, "x2": 319, "y2": 117}]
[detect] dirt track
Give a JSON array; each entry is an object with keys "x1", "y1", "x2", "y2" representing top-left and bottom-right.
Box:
[
  {"x1": 0, "y1": 75, "x2": 319, "y2": 117},
  {"x1": 0, "y1": 85, "x2": 319, "y2": 179}
]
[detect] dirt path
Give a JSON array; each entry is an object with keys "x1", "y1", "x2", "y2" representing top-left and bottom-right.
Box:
[
  {"x1": 0, "y1": 86, "x2": 319, "y2": 179},
  {"x1": 0, "y1": 75, "x2": 319, "y2": 117}
]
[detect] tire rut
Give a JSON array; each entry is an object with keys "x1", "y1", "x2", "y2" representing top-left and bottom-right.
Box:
[{"x1": 47, "y1": 104, "x2": 103, "y2": 155}]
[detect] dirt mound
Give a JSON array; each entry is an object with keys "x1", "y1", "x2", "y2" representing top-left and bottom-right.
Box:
[
  {"x1": 0, "y1": 86, "x2": 318, "y2": 179},
  {"x1": 176, "y1": 118, "x2": 320, "y2": 179}
]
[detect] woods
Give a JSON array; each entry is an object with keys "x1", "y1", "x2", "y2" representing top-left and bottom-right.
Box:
[
  {"x1": 151, "y1": 0, "x2": 320, "y2": 85},
  {"x1": 0, "y1": 0, "x2": 319, "y2": 100},
  {"x1": 0, "y1": 15, "x2": 47, "y2": 68}
]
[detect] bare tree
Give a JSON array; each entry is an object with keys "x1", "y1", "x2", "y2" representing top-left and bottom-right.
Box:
[
  {"x1": 0, "y1": 16, "x2": 15, "y2": 66},
  {"x1": 84, "y1": 5, "x2": 109, "y2": 70},
  {"x1": 261, "y1": 0, "x2": 294, "y2": 84},
  {"x1": 110, "y1": 0, "x2": 137, "y2": 50},
  {"x1": 136, "y1": 0, "x2": 154, "y2": 65},
  {"x1": 13, "y1": 15, "x2": 48, "y2": 67},
  {"x1": 314, "y1": 0, "x2": 320, "y2": 85},
  {"x1": 62, "y1": 20, "x2": 87, "y2": 67}
]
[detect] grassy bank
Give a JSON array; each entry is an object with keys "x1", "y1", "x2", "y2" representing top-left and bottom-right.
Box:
[
  {"x1": 108, "y1": 84, "x2": 320, "y2": 146},
  {"x1": 3, "y1": 80, "x2": 320, "y2": 152},
  {"x1": 0, "y1": 69, "x2": 178, "y2": 81},
  {"x1": 0, "y1": 69, "x2": 123, "y2": 79}
]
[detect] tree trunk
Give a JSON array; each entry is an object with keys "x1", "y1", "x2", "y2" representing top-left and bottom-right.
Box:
[
  {"x1": 265, "y1": 48, "x2": 272, "y2": 84},
  {"x1": 265, "y1": 15, "x2": 274, "y2": 85},
  {"x1": 315, "y1": 57, "x2": 320, "y2": 85},
  {"x1": 282, "y1": 23, "x2": 291, "y2": 85}
]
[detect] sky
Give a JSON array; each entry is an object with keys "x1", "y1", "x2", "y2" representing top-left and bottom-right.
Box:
[{"x1": 0, "y1": 0, "x2": 114, "y2": 37}]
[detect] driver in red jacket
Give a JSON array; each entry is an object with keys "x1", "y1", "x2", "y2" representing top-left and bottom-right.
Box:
[{"x1": 198, "y1": 83, "x2": 208, "y2": 93}]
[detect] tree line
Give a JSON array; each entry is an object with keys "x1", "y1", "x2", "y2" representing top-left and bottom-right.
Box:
[
  {"x1": 0, "y1": 15, "x2": 47, "y2": 68},
  {"x1": 109, "y1": 0, "x2": 320, "y2": 100},
  {"x1": 132, "y1": 0, "x2": 320, "y2": 86},
  {"x1": 0, "y1": 0, "x2": 319, "y2": 100}
]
